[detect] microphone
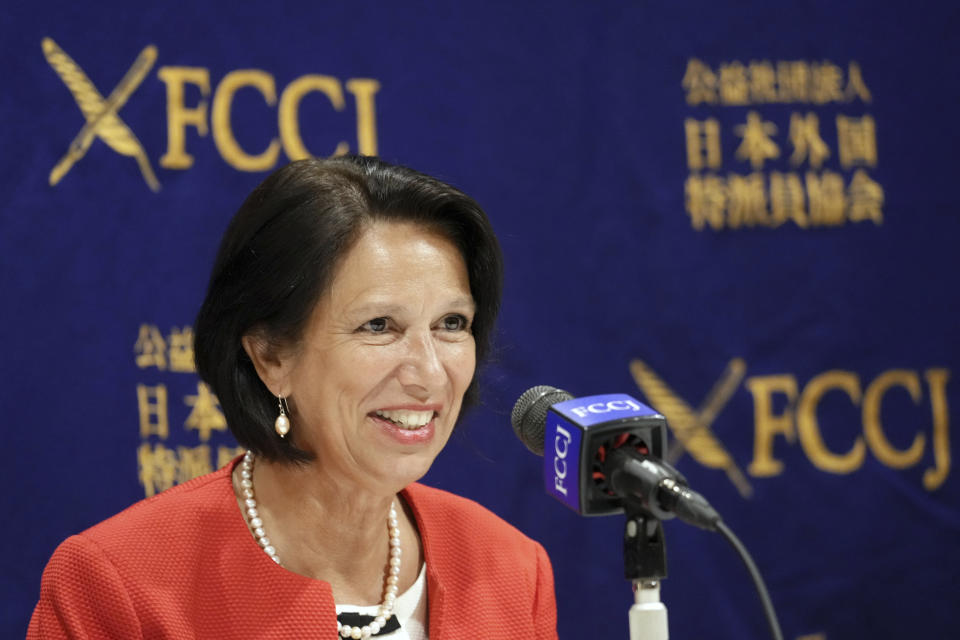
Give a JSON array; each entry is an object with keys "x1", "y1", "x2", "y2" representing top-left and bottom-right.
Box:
[
  {"x1": 511, "y1": 385, "x2": 720, "y2": 530},
  {"x1": 513, "y1": 387, "x2": 785, "y2": 640}
]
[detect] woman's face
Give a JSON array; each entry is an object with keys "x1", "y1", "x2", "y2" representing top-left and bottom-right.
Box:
[{"x1": 283, "y1": 221, "x2": 476, "y2": 493}]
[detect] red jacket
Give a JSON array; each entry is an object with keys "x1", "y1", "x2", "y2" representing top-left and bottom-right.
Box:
[{"x1": 28, "y1": 461, "x2": 557, "y2": 639}]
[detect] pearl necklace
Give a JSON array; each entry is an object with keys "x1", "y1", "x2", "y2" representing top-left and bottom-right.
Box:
[{"x1": 239, "y1": 451, "x2": 402, "y2": 639}]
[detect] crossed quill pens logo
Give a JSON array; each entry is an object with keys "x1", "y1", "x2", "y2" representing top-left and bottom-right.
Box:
[
  {"x1": 42, "y1": 37, "x2": 161, "y2": 192},
  {"x1": 630, "y1": 358, "x2": 754, "y2": 498}
]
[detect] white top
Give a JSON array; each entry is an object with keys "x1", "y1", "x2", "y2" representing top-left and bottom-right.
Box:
[{"x1": 335, "y1": 562, "x2": 428, "y2": 640}]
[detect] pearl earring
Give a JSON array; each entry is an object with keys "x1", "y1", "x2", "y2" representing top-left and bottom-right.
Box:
[{"x1": 274, "y1": 396, "x2": 290, "y2": 438}]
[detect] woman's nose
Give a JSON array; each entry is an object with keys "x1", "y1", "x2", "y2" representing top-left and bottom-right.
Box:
[{"x1": 397, "y1": 331, "x2": 446, "y2": 394}]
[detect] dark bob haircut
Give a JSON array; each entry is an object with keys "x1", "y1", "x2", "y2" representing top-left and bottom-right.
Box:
[{"x1": 194, "y1": 156, "x2": 503, "y2": 463}]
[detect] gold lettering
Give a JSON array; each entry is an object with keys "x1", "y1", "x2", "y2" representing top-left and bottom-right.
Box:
[
  {"x1": 346, "y1": 78, "x2": 381, "y2": 156},
  {"x1": 211, "y1": 70, "x2": 281, "y2": 171},
  {"x1": 789, "y1": 112, "x2": 830, "y2": 169},
  {"x1": 836, "y1": 114, "x2": 877, "y2": 169},
  {"x1": 682, "y1": 58, "x2": 718, "y2": 105},
  {"x1": 177, "y1": 445, "x2": 213, "y2": 484},
  {"x1": 923, "y1": 369, "x2": 951, "y2": 490},
  {"x1": 134, "y1": 324, "x2": 167, "y2": 370},
  {"x1": 777, "y1": 61, "x2": 810, "y2": 102},
  {"x1": 158, "y1": 67, "x2": 210, "y2": 170},
  {"x1": 684, "y1": 174, "x2": 726, "y2": 231},
  {"x1": 718, "y1": 61, "x2": 750, "y2": 105},
  {"x1": 137, "y1": 444, "x2": 213, "y2": 497},
  {"x1": 797, "y1": 371, "x2": 865, "y2": 474},
  {"x1": 138, "y1": 443, "x2": 177, "y2": 497},
  {"x1": 734, "y1": 111, "x2": 779, "y2": 170},
  {"x1": 684, "y1": 118, "x2": 722, "y2": 171},
  {"x1": 809, "y1": 62, "x2": 844, "y2": 104},
  {"x1": 805, "y1": 171, "x2": 846, "y2": 226},
  {"x1": 278, "y1": 74, "x2": 349, "y2": 160},
  {"x1": 167, "y1": 326, "x2": 196, "y2": 373},
  {"x1": 847, "y1": 169, "x2": 884, "y2": 225},
  {"x1": 184, "y1": 382, "x2": 228, "y2": 441},
  {"x1": 726, "y1": 172, "x2": 769, "y2": 228},
  {"x1": 137, "y1": 383, "x2": 169, "y2": 439},
  {"x1": 746, "y1": 375, "x2": 798, "y2": 476},
  {"x1": 863, "y1": 370, "x2": 925, "y2": 468},
  {"x1": 769, "y1": 171, "x2": 809, "y2": 228},
  {"x1": 748, "y1": 60, "x2": 778, "y2": 103},
  {"x1": 844, "y1": 61, "x2": 872, "y2": 103}
]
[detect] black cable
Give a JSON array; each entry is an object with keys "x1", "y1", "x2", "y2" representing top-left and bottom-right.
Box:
[{"x1": 714, "y1": 520, "x2": 784, "y2": 640}]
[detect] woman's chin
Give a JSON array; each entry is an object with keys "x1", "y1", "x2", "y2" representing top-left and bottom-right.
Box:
[{"x1": 379, "y1": 444, "x2": 448, "y2": 486}]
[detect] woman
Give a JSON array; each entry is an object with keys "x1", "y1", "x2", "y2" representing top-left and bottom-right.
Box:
[{"x1": 28, "y1": 157, "x2": 557, "y2": 639}]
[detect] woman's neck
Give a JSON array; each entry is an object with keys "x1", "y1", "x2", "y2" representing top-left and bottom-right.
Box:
[{"x1": 232, "y1": 455, "x2": 424, "y2": 605}]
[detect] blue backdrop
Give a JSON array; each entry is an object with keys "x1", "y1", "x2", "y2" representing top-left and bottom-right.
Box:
[{"x1": 3, "y1": 2, "x2": 958, "y2": 638}]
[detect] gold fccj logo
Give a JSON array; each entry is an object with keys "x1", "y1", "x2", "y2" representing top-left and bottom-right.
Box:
[
  {"x1": 630, "y1": 359, "x2": 951, "y2": 495},
  {"x1": 41, "y1": 37, "x2": 381, "y2": 192}
]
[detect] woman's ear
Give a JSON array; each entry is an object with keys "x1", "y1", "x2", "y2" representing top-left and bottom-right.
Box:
[{"x1": 241, "y1": 332, "x2": 294, "y2": 397}]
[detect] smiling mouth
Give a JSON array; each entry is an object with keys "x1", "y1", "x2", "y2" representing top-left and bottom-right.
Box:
[{"x1": 374, "y1": 409, "x2": 435, "y2": 430}]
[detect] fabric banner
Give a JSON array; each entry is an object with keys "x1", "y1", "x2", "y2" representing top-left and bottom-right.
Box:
[{"x1": 3, "y1": 3, "x2": 957, "y2": 638}]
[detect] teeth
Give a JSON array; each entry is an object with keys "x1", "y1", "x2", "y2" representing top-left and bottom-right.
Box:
[{"x1": 375, "y1": 409, "x2": 434, "y2": 429}]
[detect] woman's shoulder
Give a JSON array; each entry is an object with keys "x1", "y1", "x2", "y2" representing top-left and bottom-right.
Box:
[
  {"x1": 29, "y1": 460, "x2": 332, "y2": 639},
  {"x1": 51, "y1": 462, "x2": 241, "y2": 574},
  {"x1": 84, "y1": 463, "x2": 236, "y2": 541},
  {"x1": 34, "y1": 463, "x2": 248, "y2": 614}
]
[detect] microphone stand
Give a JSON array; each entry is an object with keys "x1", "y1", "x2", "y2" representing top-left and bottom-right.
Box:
[{"x1": 623, "y1": 503, "x2": 669, "y2": 640}]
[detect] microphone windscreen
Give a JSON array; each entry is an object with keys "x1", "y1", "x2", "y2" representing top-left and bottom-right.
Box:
[{"x1": 510, "y1": 385, "x2": 573, "y2": 455}]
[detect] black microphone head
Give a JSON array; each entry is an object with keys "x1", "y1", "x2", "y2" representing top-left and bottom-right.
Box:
[{"x1": 511, "y1": 385, "x2": 574, "y2": 455}]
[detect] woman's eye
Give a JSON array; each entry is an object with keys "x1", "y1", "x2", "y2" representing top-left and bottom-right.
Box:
[
  {"x1": 361, "y1": 317, "x2": 389, "y2": 333},
  {"x1": 442, "y1": 314, "x2": 469, "y2": 331}
]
